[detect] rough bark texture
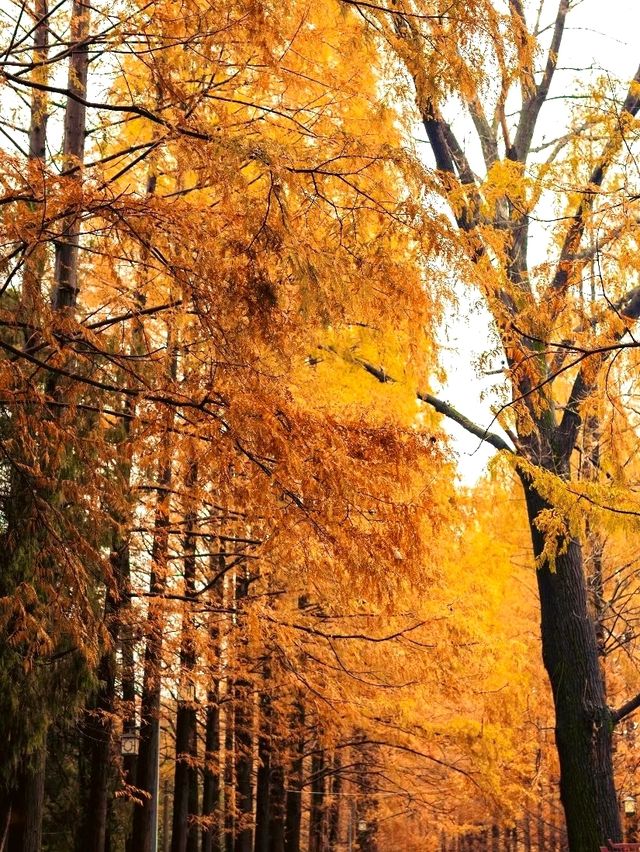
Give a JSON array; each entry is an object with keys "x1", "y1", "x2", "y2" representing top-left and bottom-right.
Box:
[
  {"x1": 520, "y1": 473, "x2": 621, "y2": 850},
  {"x1": 4, "y1": 750, "x2": 46, "y2": 852},
  {"x1": 327, "y1": 753, "x2": 341, "y2": 852},
  {"x1": 79, "y1": 626, "x2": 117, "y2": 852}
]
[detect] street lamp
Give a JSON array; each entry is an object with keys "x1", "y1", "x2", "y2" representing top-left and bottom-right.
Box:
[
  {"x1": 625, "y1": 795, "x2": 637, "y2": 815},
  {"x1": 121, "y1": 729, "x2": 139, "y2": 756}
]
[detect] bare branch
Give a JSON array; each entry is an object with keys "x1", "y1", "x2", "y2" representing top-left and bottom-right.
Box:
[
  {"x1": 513, "y1": 0, "x2": 569, "y2": 161},
  {"x1": 320, "y1": 345, "x2": 514, "y2": 454},
  {"x1": 612, "y1": 692, "x2": 640, "y2": 725}
]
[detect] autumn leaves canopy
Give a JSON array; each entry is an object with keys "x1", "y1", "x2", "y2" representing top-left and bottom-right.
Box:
[{"x1": 2, "y1": 0, "x2": 640, "y2": 851}]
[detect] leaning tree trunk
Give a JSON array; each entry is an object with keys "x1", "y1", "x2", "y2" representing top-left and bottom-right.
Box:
[{"x1": 520, "y1": 472, "x2": 621, "y2": 850}]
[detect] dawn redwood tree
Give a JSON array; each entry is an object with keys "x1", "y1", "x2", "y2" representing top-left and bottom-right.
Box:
[{"x1": 340, "y1": 0, "x2": 640, "y2": 847}]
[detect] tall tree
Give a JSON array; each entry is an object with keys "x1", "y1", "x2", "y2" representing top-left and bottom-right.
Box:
[{"x1": 336, "y1": 0, "x2": 640, "y2": 846}]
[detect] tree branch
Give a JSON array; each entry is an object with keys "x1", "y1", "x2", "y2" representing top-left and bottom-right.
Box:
[
  {"x1": 549, "y1": 62, "x2": 640, "y2": 296},
  {"x1": 513, "y1": 0, "x2": 569, "y2": 161},
  {"x1": 612, "y1": 692, "x2": 640, "y2": 725},
  {"x1": 417, "y1": 391, "x2": 514, "y2": 454},
  {"x1": 321, "y1": 346, "x2": 514, "y2": 454}
]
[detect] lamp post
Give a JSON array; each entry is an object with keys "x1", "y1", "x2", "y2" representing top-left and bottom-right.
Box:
[{"x1": 121, "y1": 729, "x2": 139, "y2": 757}]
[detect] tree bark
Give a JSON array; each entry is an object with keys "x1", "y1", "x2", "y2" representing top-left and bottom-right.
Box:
[
  {"x1": 131, "y1": 394, "x2": 175, "y2": 852},
  {"x1": 284, "y1": 704, "x2": 304, "y2": 852},
  {"x1": 53, "y1": 0, "x2": 90, "y2": 309},
  {"x1": 327, "y1": 752, "x2": 341, "y2": 851},
  {"x1": 253, "y1": 689, "x2": 272, "y2": 852},
  {"x1": 79, "y1": 622, "x2": 117, "y2": 852},
  {"x1": 4, "y1": 749, "x2": 46, "y2": 852},
  {"x1": 520, "y1": 473, "x2": 621, "y2": 850},
  {"x1": 308, "y1": 747, "x2": 325, "y2": 852},
  {"x1": 233, "y1": 570, "x2": 253, "y2": 852},
  {"x1": 172, "y1": 459, "x2": 199, "y2": 852},
  {"x1": 267, "y1": 759, "x2": 286, "y2": 852},
  {"x1": 202, "y1": 568, "x2": 223, "y2": 852},
  {"x1": 201, "y1": 688, "x2": 222, "y2": 852}
]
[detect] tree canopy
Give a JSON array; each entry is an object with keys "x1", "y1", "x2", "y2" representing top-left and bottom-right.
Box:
[{"x1": 2, "y1": 1, "x2": 640, "y2": 851}]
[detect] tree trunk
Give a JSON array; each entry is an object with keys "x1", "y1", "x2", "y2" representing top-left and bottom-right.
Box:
[
  {"x1": 308, "y1": 747, "x2": 325, "y2": 852},
  {"x1": 327, "y1": 752, "x2": 341, "y2": 851},
  {"x1": 284, "y1": 704, "x2": 304, "y2": 852},
  {"x1": 201, "y1": 689, "x2": 222, "y2": 852},
  {"x1": 520, "y1": 473, "x2": 621, "y2": 850},
  {"x1": 491, "y1": 825, "x2": 499, "y2": 852},
  {"x1": 53, "y1": 0, "x2": 90, "y2": 309},
  {"x1": 254, "y1": 691, "x2": 271, "y2": 852},
  {"x1": 523, "y1": 816, "x2": 531, "y2": 852},
  {"x1": 5, "y1": 750, "x2": 46, "y2": 852},
  {"x1": 536, "y1": 802, "x2": 544, "y2": 852},
  {"x1": 267, "y1": 759, "x2": 286, "y2": 852},
  {"x1": 171, "y1": 701, "x2": 199, "y2": 852},
  {"x1": 233, "y1": 571, "x2": 253, "y2": 852},
  {"x1": 224, "y1": 683, "x2": 235, "y2": 852},
  {"x1": 202, "y1": 554, "x2": 224, "y2": 852},
  {"x1": 79, "y1": 629, "x2": 117, "y2": 852},
  {"x1": 131, "y1": 427, "x2": 174, "y2": 852},
  {"x1": 172, "y1": 459, "x2": 199, "y2": 852}
]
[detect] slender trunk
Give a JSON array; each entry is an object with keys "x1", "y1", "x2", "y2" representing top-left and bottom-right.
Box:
[
  {"x1": 283, "y1": 704, "x2": 304, "y2": 852},
  {"x1": 254, "y1": 689, "x2": 271, "y2": 852},
  {"x1": 491, "y1": 825, "x2": 499, "y2": 852},
  {"x1": 354, "y1": 742, "x2": 377, "y2": 852},
  {"x1": 79, "y1": 611, "x2": 117, "y2": 852},
  {"x1": 308, "y1": 747, "x2": 325, "y2": 852},
  {"x1": 224, "y1": 681, "x2": 235, "y2": 852},
  {"x1": 131, "y1": 389, "x2": 175, "y2": 852},
  {"x1": 163, "y1": 781, "x2": 171, "y2": 852},
  {"x1": 53, "y1": 0, "x2": 90, "y2": 309},
  {"x1": 1, "y1": 3, "x2": 50, "y2": 811},
  {"x1": 234, "y1": 571, "x2": 253, "y2": 852},
  {"x1": 327, "y1": 752, "x2": 341, "y2": 851},
  {"x1": 202, "y1": 551, "x2": 224, "y2": 852},
  {"x1": 520, "y1": 473, "x2": 621, "y2": 850},
  {"x1": 201, "y1": 687, "x2": 222, "y2": 852},
  {"x1": 172, "y1": 459, "x2": 200, "y2": 852},
  {"x1": 22, "y1": 0, "x2": 48, "y2": 338},
  {"x1": 267, "y1": 759, "x2": 285, "y2": 852}
]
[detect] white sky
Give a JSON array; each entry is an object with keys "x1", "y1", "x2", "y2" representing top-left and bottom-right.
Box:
[{"x1": 436, "y1": 0, "x2": 640, "y2": 484}]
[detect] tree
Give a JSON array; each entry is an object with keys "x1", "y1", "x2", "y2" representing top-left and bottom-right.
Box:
[{"x1": 335, "y1": 0, "x2": 640, "y2": 847}]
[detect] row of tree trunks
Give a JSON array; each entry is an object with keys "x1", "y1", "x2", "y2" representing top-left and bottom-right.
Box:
[{"x1": 441, "y1": 813, "x2": 569, "y2": 852}]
